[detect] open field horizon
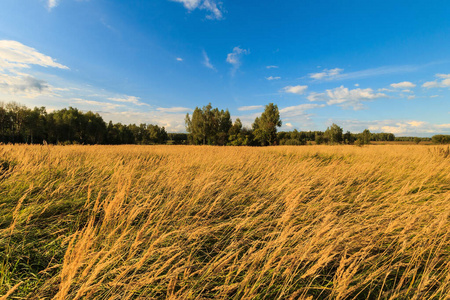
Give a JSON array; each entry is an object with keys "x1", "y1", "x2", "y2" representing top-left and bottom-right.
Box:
[{"x1": 1, "y1": 144, "x2": 450, "y2": 299}]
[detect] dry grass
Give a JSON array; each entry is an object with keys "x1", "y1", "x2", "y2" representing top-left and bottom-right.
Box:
[{"x1": 0, "y1": 144, "x2": 449, "y2": 299}]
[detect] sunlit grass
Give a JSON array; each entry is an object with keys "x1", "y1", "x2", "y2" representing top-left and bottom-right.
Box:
[{"x1": 1, "y1": 145, "x2": 449, "y2": 299}]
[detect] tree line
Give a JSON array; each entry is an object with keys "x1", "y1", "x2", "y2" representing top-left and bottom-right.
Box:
[
  {"x1": 185, "y1": 103, "x2": 397, "y2": 146},
  {"x1": 0, "y1": 102, "x2": 169, "y2": 145},
  {"x1": 1, "y1": 101, "x2": 448, "y2": 145}
]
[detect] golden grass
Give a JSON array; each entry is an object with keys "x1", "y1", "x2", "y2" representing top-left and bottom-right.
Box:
[{"x1": 0, "y1": 145, "x2": 449, "y2": 299}]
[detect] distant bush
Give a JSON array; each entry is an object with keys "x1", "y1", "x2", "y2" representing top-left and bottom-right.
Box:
[{"x1": 432, "y1": 135, "x2": 450, "y2": 144}]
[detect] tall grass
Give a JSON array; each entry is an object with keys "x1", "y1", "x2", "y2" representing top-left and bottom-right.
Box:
[{"x1": 0, "y1": 145, "x2": 449, "y2": 299}]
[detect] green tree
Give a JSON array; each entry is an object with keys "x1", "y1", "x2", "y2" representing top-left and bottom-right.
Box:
[
  {"x1": 185, "y1": 103, "x2": 232, "y2": 145},
  {"x1": 252, "y1": 103, "x2": 282, "y2": 146},
  {"x1": 431, "y1": 135, "x2": 450, "y2": 144},
  {"x1": 315, "y1": 132, "x2": 324, "y2": 145},
  {"x1": 361, "y1": 129, "x2": 371, "y2": 145},
  {"x1": 24, "y1": 107, "x2": 47, "y2": 144},
  {"x1": 324, "y1": 123, "x2": 343, "y2": 144},
  {"x1": 343, "y1": 131, "x2": 354, "y2": 144}
]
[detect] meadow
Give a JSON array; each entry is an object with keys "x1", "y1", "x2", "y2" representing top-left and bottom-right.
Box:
[{"x1": 0, "y1": 144, "x2": 449, "y2": 299}]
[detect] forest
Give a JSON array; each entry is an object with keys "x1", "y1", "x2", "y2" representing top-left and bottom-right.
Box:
[{"x1": 0, "y1": 101, "x2": 447, "y2": 146}]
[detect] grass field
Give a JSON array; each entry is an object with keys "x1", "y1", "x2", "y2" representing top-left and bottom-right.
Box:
[{"x1": 0, "y1": 145, "x2": 449, "y2": 299}]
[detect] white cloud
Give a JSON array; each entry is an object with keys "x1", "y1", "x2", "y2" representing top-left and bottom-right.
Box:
[
  {"x1": 201, "y1": 0, "x2": 224, "y2": 19},
  {"x1": 354, "y1": 83, "x2": 359, "y2": 87},
  {"x1": 308, "y1": 85, "x2": 386, "y2": 110},
  {"x1": 279, "y1": 103, "x2": 325, "y2": 118},
  {"x1": 0, "y1": 40, "x2": 68, "y2": 71},
  {"x1": 176, "y1": 57, "x2": 183, "y2": 62},
  {"x1": 72, "y1": 98, "x2": 126, "y2": 110},
  {"x1": 108, "y1": 96, "x2": 149, "y2": 106},
  {"x1": 171, "y1": 0, "x2": 224, "y2": 20},
  {"x1": 202, "y1": 50, "x2": 215, "y2": 70},
  {"x1": 156, "y1": 107, "x2": 192, "y2": 113},
  {"x1": 48, "y1": 0, "x2": 59, "y2": 10},
  {"x1": 407, "y1": 121, "x2": 425, "y2": 127},
  {"x1": 422, "y1": 74, "x2": 450, "y2": 88},
  {"x1": 328, "y1": 65, "x2": 418, "y2": 81},
  {"x1": 378, "y1": 88, "x2": 394, "y2": 92},
  {"x1": 226, "y1": 46, "x2": 249, "y2": 74},
  {"x1": 0, "y1": 40, "x2": 69, "y2": 98},
  {"x1": 430, "y1": 95, "x2": 440, "y2": 98},
  {"x1": 285, "y1": 123, "x2": 293, "y2": 128},
  {"x1": 422, "y1": 81, "x2": 440, "y2": 88},
  {"x1": 238, "y1": 105, "x2": 263, "y2": 111},
  {"x1": 283, "y1": 85, "x2": 308, "y2": 95},
  {"x1": 0, "y1": 73, "x2": 51, "y2": 98},
  {"x1": 390, "y1": 81, "x2": 416, "y2": 88},
  {"x1": 307, "y1": 92, "x2": 328, "y2": 102},
  {"x1": 436, "y1": 74, "x2": 450, "y2": 79},
  {"x1": 266, "y1": 65, "x2": 278, "y2": 69},
  {"x1": 309, "y1": 68, "x2": 343, "y2": 80},
  {"x1": 407, "y1": 95, "x2": 416, "y2": 100},
  {"x1": 266, "y1": 76, "x2": 280, "y2": 80}
]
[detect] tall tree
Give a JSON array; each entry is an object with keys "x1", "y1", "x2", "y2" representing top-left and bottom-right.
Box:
[
  {"x1": 324, "y1": 123, "x2": 343, "y2": 144},
  {"x1": 185, "y1": 103, "x2": 232, "y2": 145},
  {"x1": 252, "y1": 103, "x2": 282, "y2": 146},
  {"x1": 361, "y1": 129, "x2": 371, "y2": 145}
]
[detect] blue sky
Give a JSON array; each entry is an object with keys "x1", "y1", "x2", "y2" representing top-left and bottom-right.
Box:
[{"x1": 0, "y1": 0, "x2": 449, "y2": 136}]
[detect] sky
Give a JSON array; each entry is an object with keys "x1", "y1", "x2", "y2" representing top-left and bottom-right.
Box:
[{"x1": 0, "y1": 0, "x2": 449, "y2": 136}]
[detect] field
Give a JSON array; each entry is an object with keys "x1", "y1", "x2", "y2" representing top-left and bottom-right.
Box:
[{"x1": 1, "y1": 145, "x2": 449, "y2": 299}]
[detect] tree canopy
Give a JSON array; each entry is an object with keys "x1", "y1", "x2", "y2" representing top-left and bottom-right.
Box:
[{"x1": 252, "y1": 103, "x2": 282, "y2": 146}]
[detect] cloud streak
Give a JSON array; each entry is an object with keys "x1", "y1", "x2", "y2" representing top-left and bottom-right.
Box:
[
  {"x1": 47, "y1": 0, "x2": 59, "y2": 10},
  {"x1": 171, "y1": 0, "x2": 224, "y2": 20},
  {"x1": 156, "y1": 107, "x2": 192, "y2": 113},
  {"x1": 108, "y1": 96, "x2": 149, "y2": 106},
  {"x1": 279, "y1": 103, "x2": 325, "y2": 118},
  {"x1": 309, "y1": 68, "x2": 343, "y2": 80},
  {"x1": 0, "y1": 40, "x2": 68, "y2": 71},
  {"x1": 283, "y1": 85, "x2": 308, "y2": 95},
  {"x1": 202, "y1": 50, "x2": 215, "y2": 70},
  {"x1": 238, "y1": 105, "x2": 263, "y2": 111},
  {"x1": 226, "y1": 46, "x2": 249, "y2": 75},
  {"x1": 391, "y1": 81, "x2": 416, "y2": 88}
]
